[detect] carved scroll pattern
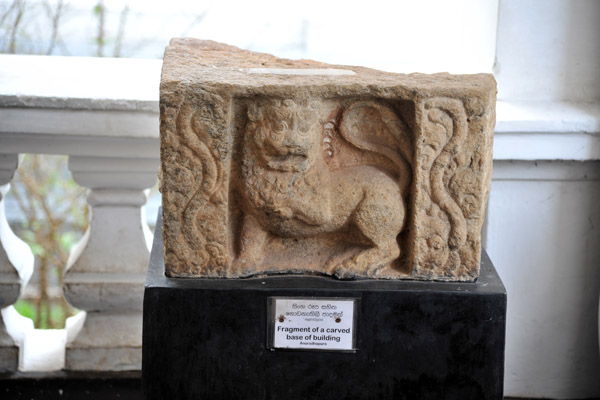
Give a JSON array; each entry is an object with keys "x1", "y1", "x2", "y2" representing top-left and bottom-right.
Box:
[
  {"x1": 417, "y1": 97, "x2": 470, "y2": 277},
  {"x1": 165, "y1": 101, "x2": 228, "y2": 276}
]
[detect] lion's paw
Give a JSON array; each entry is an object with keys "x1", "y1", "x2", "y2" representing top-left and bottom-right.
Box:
[
  {"x1": 274, "y1": 206, "x2": 293, "y2": 219},
  {"x1": 331, "y1": 258, "x2": 366, "y2": 279},
  {"x1": 330, "y1": 249, "x2": 389, "y2": 279}
]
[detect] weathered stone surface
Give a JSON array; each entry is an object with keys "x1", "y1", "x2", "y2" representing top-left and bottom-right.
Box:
[{"x1": 160, "y1": 38, "x2": 496, "y2": 281}]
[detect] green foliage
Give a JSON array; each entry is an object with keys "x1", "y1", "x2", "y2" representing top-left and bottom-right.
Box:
[
  {"x1": 13, "y1": 299, "x2": 35, "y2": 321},
  {"x1": 58, "y1": 230, "x2": 80, "y2": 251},
  {"x1": 14, "y1": 299, "x2": 77, "y2": 330},
  {"x1": 93, "y1": 3, "x2": 103, "y2": 16}
]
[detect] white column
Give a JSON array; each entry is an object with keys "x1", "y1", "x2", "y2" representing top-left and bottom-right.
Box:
[
  {"x1": 0, "y1": 154, "x2": 34, "y2": 372},
  {"x1": 64, "y1": 155, "x2": 157, "y2": 371}
]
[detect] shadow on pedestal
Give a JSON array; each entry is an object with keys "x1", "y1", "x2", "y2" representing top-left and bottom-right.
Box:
[{"x1": 143, "y1": 212, "x2": 506, "y2": 400}]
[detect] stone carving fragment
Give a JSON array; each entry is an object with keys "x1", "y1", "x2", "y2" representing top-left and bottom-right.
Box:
[{"x1": 160, "y1": 39, "x2": 496, "y2": 281}]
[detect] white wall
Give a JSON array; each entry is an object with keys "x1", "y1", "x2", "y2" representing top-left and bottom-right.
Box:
[
  {"x1": 491, "y1": 1, "x2": 600, "y2": 398},
  {"x1": 486, "y1": 162, "x2": 600, "y2": 398},
  {"x1": 495, "y1": 0, "x2": 600, "y2": 102}
]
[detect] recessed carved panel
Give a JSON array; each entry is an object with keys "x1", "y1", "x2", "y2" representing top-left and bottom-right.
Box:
[
  {"x1": 229, "y1": 97, "x2": 412, "y2": 279},
  {"x1": 159, "y1": 39, "x2": 496, "y2": 281}
]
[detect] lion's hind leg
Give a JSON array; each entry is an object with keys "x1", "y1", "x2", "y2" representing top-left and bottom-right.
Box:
[
  {"x1": 331, "y1": 184, "x2": 404, "y2": 279},
  {"x1": 231, "y1": 214, "x2": 268, "y2": 276},
  {"x1": 332, "y1": 236, "x2": 400, "y2": 279}
]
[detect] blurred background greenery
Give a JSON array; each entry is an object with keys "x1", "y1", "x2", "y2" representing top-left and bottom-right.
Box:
[{"x1": 8, "y1": 155, "x2": 87, "y2": 329}]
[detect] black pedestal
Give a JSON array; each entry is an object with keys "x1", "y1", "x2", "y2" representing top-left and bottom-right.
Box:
[{"x1": 143, "y1": 213, "x2": 506, "y2": 400}]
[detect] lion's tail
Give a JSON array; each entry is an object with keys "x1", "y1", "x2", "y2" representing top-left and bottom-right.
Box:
[{"x1": 338, "y1": 101, "x2": 413, "y2": 196}]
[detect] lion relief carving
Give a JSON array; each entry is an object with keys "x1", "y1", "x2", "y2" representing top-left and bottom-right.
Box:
[{"x1": 236, "y1": 98, "x2": 412, "y2": 278}]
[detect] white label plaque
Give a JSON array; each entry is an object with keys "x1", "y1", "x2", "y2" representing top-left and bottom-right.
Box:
[{"x1": 269, "y1": 297, "x2": 357, "y2": 351}]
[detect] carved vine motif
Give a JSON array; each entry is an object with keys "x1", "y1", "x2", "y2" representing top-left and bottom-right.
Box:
[
  {"x1": 237, "y1": 98, "x2": 412, "y2": 278},
  {"x1": 168, "y1": 102, "x2": 228, "y2": 275},
  {"x1": 419, "y1": 97, "x2": 469, "y2": 274}
]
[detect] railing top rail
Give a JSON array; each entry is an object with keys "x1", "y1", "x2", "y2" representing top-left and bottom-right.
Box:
[{"x1": 0, "y1": 55, "x2": 162, "y2": 113}]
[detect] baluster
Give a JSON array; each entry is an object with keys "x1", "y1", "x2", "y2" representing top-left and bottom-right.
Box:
[
  {"x1": 64, "y1": 155, "x2": 157, "y2": 371},
  {"x1": 0, "y1": 154, "x2": 34, "y2": 372}
]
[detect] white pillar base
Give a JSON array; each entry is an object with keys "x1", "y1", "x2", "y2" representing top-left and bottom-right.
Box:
[{"x1": 66, "y1": 311, "x2": 143, "y2": 371}]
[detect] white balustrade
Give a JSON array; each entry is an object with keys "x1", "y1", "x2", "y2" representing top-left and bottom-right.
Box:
[
  {"x1": 0, "y1": 54, "x2": 161, "y2": 372},
  {"x1": 0, "y1": 154, "x2": 35, "y2": 372},
  {"x1": 64, "y1": 156, "x2": 157, "y2": 370}
]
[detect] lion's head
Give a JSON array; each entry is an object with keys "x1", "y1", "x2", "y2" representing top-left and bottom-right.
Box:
[{"x1": 245, "y1": 98, "x2": 323, "y2": 173}]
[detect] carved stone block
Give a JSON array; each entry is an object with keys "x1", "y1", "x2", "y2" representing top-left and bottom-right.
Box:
[{"x1": 160, "y1": 39, "x2": 496, "y2": 281}]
